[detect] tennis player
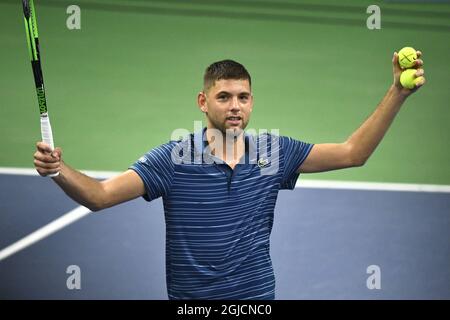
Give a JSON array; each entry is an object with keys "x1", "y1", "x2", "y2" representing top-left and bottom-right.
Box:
[{"x1": 33, "y1": 54, "x2": 425, "y2": 299}]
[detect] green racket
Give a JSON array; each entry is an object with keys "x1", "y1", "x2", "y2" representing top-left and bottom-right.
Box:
[{"x1": 22, "y1": 0, "x2": 58, "y2": 177}]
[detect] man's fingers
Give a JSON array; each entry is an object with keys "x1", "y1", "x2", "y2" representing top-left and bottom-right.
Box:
[
  {"x1": 34, "y1": 155, "x2": 61, "y2": 176},
  {"x1": 415, "y1": 68, "x2": 425, "y2": 77},
  {"x1": 392, "y1": 52, "x2": 398, "y2": 65},
  {"x1": 34, "y1": 143, "x2": 62, "y2": 177},
  {"x1": 36, "y1": 141, "x2": 52, "y2": 153},
  {"x1": 34, "y1": 159, "x2": 60, "y2": 169},
  {"x1": 51, "y1": 147, "x2": 62, "y2": 159},
  {"x1": 416, "y1": 50, "x2": 422, "y2": 58},
  {"x1": 36, "y1": 142, "x2": 62, "y2": 160},
  {"x1": 34, "y1": 151, "x2": 58, "y2": 163},
  {"x1": 392, "y1": 52, "x2": 402, "y2": 73},
  {"x1": 415, "y1": 77, "x2": 426, "y2": 87},
  {"x1": 414, "y1": 59, "x2": 424, "y2": 67}
]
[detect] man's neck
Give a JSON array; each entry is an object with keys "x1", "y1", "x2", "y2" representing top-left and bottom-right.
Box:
[{"x1": 205, "y1": 128, "x2": 245, "y2": 167}]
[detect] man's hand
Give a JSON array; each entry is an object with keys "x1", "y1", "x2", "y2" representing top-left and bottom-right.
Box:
[
  {"x1": 392, "y1": 50, "x2": 426, "y2": 97},
  {"x1": 34, "y1": 141, "x2": 62, "y2": 177}
]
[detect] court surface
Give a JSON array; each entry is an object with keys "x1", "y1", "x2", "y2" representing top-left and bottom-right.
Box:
[{"x1": 1, "y1": 171, "x2": 448, "y2": 299}]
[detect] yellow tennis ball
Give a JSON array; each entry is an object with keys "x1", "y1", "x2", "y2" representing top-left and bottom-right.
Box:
[
  {"x1": 398, "y1": 47, "x2": 417, "y2": 69},
  {"x1": 400, "y1": 69, "x2": 423, "y2": 89}
]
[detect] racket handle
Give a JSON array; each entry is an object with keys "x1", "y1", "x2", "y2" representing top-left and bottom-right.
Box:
[{"x1": 40, "y1": 115, "x2": 59, "y2": 177}]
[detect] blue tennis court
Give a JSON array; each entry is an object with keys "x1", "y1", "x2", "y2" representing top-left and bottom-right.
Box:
[{"x1": 1, "y1": 171, "x2": 448, "y2": 299}]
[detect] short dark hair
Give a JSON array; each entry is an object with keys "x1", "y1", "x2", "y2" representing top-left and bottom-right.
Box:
[{"x1": 203, "y1": 59, "x2": 251, "y2": 92}]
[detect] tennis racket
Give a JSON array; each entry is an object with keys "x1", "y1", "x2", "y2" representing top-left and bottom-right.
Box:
[{"x1": 22, "y1": 0, "x2": 58, "y2": 177}]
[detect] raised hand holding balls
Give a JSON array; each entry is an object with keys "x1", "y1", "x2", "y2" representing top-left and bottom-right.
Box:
[{"x1": 393, "y1": 47, "x2": 425, "y2": 92}]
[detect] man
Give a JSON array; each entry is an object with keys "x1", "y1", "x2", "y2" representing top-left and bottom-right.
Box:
[{"x1": 34, "y1": 54, "x2": 425, "y2": 299}]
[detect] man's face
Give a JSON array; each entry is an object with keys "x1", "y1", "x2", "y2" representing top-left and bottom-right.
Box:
[{"x1": 198, "y1": 79, "x2": 253, "y2": 135}]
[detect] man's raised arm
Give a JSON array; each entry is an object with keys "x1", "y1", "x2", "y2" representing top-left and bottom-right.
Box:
[
  {"x1": 34, "y1": 142, "x2": 145, "y2": 211},
  {"x1": 299, "y1": 51, "x2": 426, "y2": 174}
]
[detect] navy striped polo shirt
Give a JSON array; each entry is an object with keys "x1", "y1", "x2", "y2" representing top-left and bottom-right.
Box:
[{"x1": 130, "y1": 129, "x2": 313, "y2": 300}]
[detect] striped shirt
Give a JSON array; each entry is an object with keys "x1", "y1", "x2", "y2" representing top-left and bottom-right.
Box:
[{"x1": 130, "y1": 129, "x2": 313, "y2": 299}]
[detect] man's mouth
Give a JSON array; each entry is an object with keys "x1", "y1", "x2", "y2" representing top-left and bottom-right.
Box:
[{"x1": 226, "y1": 116, "x2": 242, "y2": 124}]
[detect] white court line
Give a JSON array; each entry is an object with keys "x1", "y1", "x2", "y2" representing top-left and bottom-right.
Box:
[
  {"x1": 296, "y1": 179, "x2": 450, "y2": 193},
  {"x1": 1, "y1": 166, "x2": 450, "y2": 193},
  {"x1": 0, "y1": 206, "x2": 91, "y2": 262}
]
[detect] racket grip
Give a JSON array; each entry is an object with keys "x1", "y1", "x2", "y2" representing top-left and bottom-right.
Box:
[{"x1": 40, "y1": 115, "x2": 59, "y2": 177}]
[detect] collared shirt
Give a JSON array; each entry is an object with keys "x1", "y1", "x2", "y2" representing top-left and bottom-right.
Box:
[{"x1": 130, "y1": 129, "x2": 313, "y2": 299}]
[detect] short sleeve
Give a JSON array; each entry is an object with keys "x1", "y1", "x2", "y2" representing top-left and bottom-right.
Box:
[
  {"x1": 129, "y1": 142, "x2": 176, "y2": 201},
  {"x1": 279, "y1": 136, "x2": 314, "y2": 190}
]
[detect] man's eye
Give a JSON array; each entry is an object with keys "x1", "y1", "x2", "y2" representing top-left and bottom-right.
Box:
[
  {"x1": 218, "y1": 96, "x2": 228, "y2": 100},
  {"x1": 239, "y1": 96, "x2": 249, "y2": 101}
]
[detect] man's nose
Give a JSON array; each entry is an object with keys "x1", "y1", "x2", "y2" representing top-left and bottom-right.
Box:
[{"x1": 230, "y1": 96, "x2": 241, "y2": 111}]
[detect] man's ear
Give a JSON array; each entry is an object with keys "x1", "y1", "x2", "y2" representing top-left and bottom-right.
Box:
[{"x1": 197, "y1": 91, "x2": 208, "y2": 113}]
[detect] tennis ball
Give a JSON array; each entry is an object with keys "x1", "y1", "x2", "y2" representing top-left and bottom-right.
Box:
[
  {"x1": 398, "y1": 47, "x2": 417, "y2": 69},
  {"x1": 400, "y1": 69, "x2": 423, "y2": 89}
]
